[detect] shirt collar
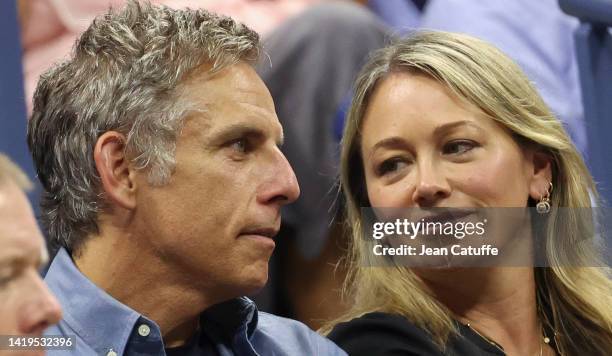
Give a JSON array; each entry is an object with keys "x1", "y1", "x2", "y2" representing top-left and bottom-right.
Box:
[
  {"x1": 45, "y1": 248, "x2": 149, "y2": 355},
  {"x1": 201, "y1": 296, "x2": 259, "y2": 340},
  {"x1": 45, "y1": 248, "x2": 261, "y2": 353}
]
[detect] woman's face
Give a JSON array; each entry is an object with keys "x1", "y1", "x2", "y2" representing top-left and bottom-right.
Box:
[{"x1": 360, "y1": 72, "x2": 551, "y2": 210}]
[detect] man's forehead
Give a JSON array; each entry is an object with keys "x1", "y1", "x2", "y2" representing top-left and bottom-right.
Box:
[
  {"x1": 181, "y1": 93, "x2": 282, "y2": 141},
  {"x1": 183, "y1": 61, "x2": 275, "y2": 110},
  {"x1": 178, "y1": 62, "x2": 282, "y2": 140},
  {"x1": 0, "y1": 183, "x2": 47, "y2": 266}
]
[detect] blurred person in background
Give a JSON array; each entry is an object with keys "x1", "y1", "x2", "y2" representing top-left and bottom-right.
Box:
[
  {"x1": 418, "y1": 0, "x2": 586, "y2": 155},
  {"x1": 18, "y1": 0, "x2": 320, "y2": 115},
  {"x1": 0, "y1": 153, "x2": 62, "y2": 355},
  {"x1": 333, "y1": 0, "x2": 586, "y2": 154}
]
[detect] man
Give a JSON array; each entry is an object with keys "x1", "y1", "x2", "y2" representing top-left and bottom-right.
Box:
[
  {"x1": 0, "y1": 154, "x2": 62, "y2": 355},
  {"x1": 27, "y1": 1, "x2": 344, "y2": 355}
]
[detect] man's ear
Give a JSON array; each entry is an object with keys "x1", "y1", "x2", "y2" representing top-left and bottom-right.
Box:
[
  {"x1": 528, "y1": 149, "x2": 553, "y2": 201},
  {"x1": 94, "y1": 131, "x2": 137, "y2": 210}
]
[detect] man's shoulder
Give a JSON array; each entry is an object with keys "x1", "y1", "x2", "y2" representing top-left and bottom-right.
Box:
[
  {"x1": 253, "y1": 312, "x2": 347, "y2": 355},
  {"x1": 255, "y1": 311, "x2": 319, "y2": 336}
]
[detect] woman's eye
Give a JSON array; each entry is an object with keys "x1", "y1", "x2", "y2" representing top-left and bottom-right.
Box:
[
  {"x1": 443, "y1": 140, "x2": 476, "y2": 155},
  {"x1": 377, "y1": 158, "x2": 408, "y2": 176}
]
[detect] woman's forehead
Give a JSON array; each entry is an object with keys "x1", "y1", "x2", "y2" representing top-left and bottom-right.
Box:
[{"x1": 360, "y1": 75, "x2": 494, "y2": 143}]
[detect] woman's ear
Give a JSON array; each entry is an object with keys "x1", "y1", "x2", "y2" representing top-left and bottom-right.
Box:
[
  {"x1": 93, "y1": 131, "x2": 137, "y2": 210},
  {"x1": 528, "y1": 150, "x2": 553, "y2": 201}
]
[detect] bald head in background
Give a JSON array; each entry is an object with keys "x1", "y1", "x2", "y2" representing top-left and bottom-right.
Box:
[{"x1": 0, "y1": 154, "x2": 61, "y2": 354}]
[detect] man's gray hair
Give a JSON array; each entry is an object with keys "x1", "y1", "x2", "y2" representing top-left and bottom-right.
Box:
[
  {"x1": 0, "y1": 153, "x2": 33, "y2": 191},
  {"x1": 27, "y1": 0, "x2": 260, "y2": 254}
]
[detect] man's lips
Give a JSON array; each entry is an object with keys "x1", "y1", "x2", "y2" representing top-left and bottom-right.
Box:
[
  {"x1": 238, "y1": 227, "x2": 279, "y2": 240},
  {"x1": 238, "y1": 227, "x2": 278, "y2": 250}
]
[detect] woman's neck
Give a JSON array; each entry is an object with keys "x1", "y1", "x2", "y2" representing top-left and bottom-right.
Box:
[{"x1": 415, "y1": 267, "x2": 551, "y2": 356}]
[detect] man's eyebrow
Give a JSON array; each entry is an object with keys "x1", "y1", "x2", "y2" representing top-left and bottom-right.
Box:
[{"x1": 210, "y1": 122, "x2": 284, "y2": 146}]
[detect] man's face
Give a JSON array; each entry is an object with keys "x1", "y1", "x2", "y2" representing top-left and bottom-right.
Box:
[
  {"x1": 0, "y1": 180, "x2": 62, "y2": 355},
  {"x1": 133, "y1": 62, "x2": 300, "y2": 299}
]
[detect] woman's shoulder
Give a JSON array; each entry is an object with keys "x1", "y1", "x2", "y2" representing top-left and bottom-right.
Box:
[{"x1": 328, "y1": 312, "x2": 444, "y2": 356}]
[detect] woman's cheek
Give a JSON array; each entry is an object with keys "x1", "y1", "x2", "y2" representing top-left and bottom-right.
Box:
[
  {"x1": 460, "y1": 158, "x2": 527, "y2": 207},
  {"x1": 368, "y1": 181, "x2": 409, "y2": 208}
]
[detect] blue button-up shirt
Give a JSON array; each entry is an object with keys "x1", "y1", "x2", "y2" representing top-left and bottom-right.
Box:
[{"x1": 44, "y1": 248, "x2": 346, "y2": 356}]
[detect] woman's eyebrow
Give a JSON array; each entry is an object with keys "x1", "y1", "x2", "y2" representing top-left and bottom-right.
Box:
[
  {"x1": 432, "y1": 120, "x2": 483, "y2": 137},
  {"x1": 369, "y1": 137, "x2": 411, "y2": 158},
  {"x1": 368, "y1": 121, "x2": 484, "y2": 158}
]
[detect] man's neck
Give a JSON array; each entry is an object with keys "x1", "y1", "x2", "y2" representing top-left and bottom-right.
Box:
[
  {"x1": 416, "y1": 267, "x2": 545, "y2": 356},
  {"x1": 73, "y1": 224, "x2": 215, "y2": 348}
]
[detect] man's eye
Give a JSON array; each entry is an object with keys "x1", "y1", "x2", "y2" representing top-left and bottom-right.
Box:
[
  {"x1": 230, "y1": 138, "x2": 249, "y2": 153},
  {"x1": 443, "y1": 140, "x2": 477, "y2": 155},
  {"x1": 377, "y1": 158, "x2": 408, "y2": 176}
]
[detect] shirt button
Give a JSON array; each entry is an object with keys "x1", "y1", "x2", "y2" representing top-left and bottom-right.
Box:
[
  {"x1": 106, "y1": 350, "x2": 117, "y2": 356},
  {"x1": 138, "y1": 324, "x2": 151, "y2": 337}
]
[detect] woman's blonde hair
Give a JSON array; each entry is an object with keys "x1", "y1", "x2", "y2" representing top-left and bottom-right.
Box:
[{"x1": 323, "y1": 31, "x2": 612, "y2": 355}]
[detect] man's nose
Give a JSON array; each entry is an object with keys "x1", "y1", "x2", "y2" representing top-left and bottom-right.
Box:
[
  {"x1": 18, "y1": 272, "x2": 62, "y2": 335},
  {"x1": 258, "y1": 149, "x2": 300, "y2": 206},
  {"x1": 411, "y1": 160, "x2": 451, "y2": 207}
]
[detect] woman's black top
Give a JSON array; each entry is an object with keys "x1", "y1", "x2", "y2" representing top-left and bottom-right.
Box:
[{"x1": 328, "y1": 312, "x2": 507, "y2": 356}]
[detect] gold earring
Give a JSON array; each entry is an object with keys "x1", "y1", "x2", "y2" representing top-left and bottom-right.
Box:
[{"x1": 536, "y1": 182, "x2": 553, "y2": 214}]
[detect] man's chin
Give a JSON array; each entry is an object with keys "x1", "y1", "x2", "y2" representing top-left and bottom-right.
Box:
[
  {"x1": 248, "y1": 277, "x2": 270, "y2": 296},
  {"x1": 241, "y1": 266, "x2": 270, "y2": 296},
  {"x1": 209, "y1": 264, "x2": 270, "y2": 299}
]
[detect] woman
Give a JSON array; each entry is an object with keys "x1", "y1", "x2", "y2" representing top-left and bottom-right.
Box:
[{"x1": 323, "y1": 31, "x2": 612, "y2": 355}]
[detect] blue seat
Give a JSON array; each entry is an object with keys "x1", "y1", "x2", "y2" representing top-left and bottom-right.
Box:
[{"x1": 560, "y1": 0, "x2": 612, "y2": 207}]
